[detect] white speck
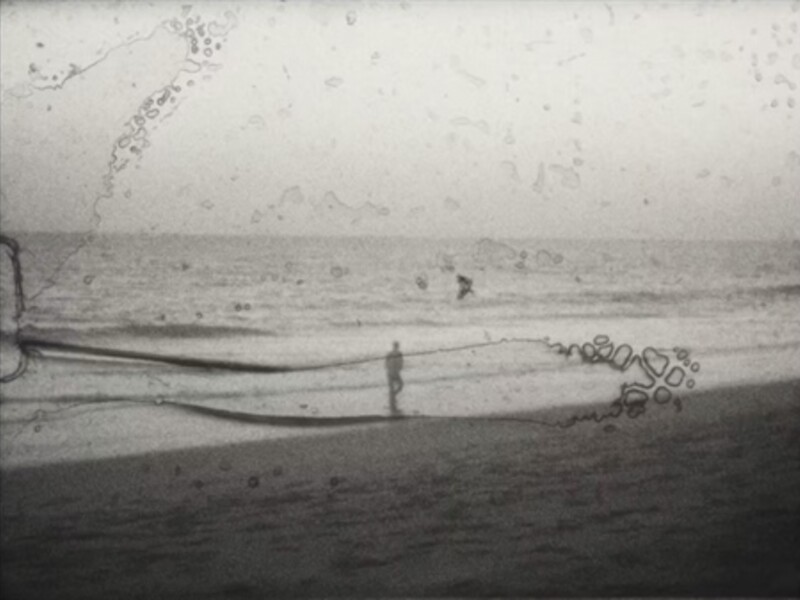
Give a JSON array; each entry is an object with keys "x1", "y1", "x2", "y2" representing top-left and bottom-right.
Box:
[
  {"x1": 532, "y1": 162, "x2": 546, "y2": 193},
  {"x1": 450, "y1": 116, "x2": 490, "y2": 134},
  {"x1": 443, "y1": 197, "x2": 461, "y2": 211},
  {"x1": 247, "y1": 114, "x2": 265, "y2": 129},
  {"x1": 775, "y1": 73, "x2": 797, "y2": 90},
  {"x1": 548, "y1": 164, "x2": 580, "y2": 189},
  {"x1": 500, "y1": 161, "x2": 521, "y2": 182}
]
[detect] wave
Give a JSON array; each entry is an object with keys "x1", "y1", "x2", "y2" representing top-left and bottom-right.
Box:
[
  {"x1": 578, "y1": 281, "x2": 800, "y2": 306},
  {"x1": 161, "y1": 400, "x2": 400, "y2": 426},
  {"x1": 19, "y1": 323, "x2": 275, "y2": 340},
  {"x1": 749, "y1": 283, "x2": 800, "y2": 298}
]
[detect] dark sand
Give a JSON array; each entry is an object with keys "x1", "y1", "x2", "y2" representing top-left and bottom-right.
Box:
[{"x1": 2, "y1": 380, "x2": 799, "y2": 598}]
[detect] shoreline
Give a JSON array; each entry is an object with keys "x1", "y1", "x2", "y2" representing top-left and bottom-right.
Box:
[
  {"x1": 2, "y1": 378, "x2": 798, "y2": 597},
  {"x1": 2, "y1": 377, "x2": 797, "y2": 477},
  {"x1": 3, "y1": 335, "x2": 798, "y2": 469}
]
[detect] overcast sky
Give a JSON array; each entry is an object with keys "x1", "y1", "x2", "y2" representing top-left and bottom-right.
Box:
[{"x1": 1, "y1": 0, "x2": 798, "y2": 240}]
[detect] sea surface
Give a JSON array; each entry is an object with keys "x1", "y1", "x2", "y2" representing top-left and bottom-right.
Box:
[{"x1": 1, "y1": 233, "x2": 799, "y2": 465}]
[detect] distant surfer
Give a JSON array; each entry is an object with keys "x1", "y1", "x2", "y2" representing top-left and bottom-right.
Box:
[
  {"x1": 385, "y1": 341, "x2": 404, "y2": 416},
  {"x1": 456, "y1": 274, "x2": 474, "y2": 300}
]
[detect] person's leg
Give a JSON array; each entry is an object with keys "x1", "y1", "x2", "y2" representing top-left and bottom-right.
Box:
[
  {"x1": 388, "y1": 376, "x2": 398, "y2": 414},
  {"x1": 390, "y1": 377, "x2": 403, "y2": 415}
]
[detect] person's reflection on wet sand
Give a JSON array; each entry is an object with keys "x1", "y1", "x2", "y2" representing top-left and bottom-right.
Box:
[{"x1": 385, "y1": 341, "x2": 404, "y2": 416}]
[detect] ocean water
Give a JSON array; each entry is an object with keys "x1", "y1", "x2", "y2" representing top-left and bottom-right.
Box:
[
  {"x1": 11, "y1": 233, "x2": 800, "y2": 347},
  {"x1": 2, "y1": 233, "x2": 799, "y2": 465}
]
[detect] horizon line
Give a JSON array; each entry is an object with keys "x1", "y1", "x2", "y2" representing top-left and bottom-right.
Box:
[{"x1": 2, "y1": 229, "x2": 799, "y2": 244}]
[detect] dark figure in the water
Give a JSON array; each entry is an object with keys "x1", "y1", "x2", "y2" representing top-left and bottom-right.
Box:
[
  {"x1": 456, "y1": 274, "x2": 474, "y2": 300},
  {"x1": 385, "y1": 341, "x2": 404, "y2": 416}
]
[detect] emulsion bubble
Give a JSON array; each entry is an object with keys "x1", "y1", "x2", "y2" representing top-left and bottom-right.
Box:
[
  {"x1": 623, "y1": 392, "x2": 647, "y2": 417},
  {"x1": 690, "y1": 362, "x2": 700, "y2": 372},
  {"x1": 83, "y1": 275, "x2": 94, "y2": 284},
  {"x1": 612, "y1": 344, "x2": 633, "y2": 369},
  {"x1": 676, "y1": 349, "x2": 689, "y2": 360},
  {"x1": 665, "y1": 366, "x2": 686, "y2": 387},
  {"x1": 654, "y1": 386, "x2": 672, "y2": 404},
  {"x1": 596, "y1": 344, "x2": 613, "y2": 360},
  {"x1": 642, "y1": 347, "x2": 669, "y2": 377},
  {"x1": 687, "y1": 379, "x2": 695, "y2": 389},
  {"x1": 593, "y1": 334, "x2": 610, "y2": 346},
  {"x1": 622, "y1": 388, "x2": 648, "y2": 407},
  {"x1": 204, "y1": 48, "x2": 213, "y2": 57}
]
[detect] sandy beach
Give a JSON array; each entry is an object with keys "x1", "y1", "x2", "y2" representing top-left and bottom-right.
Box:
[{"x1": 1, "y1": 378, "x2": 798, "y2": 598}]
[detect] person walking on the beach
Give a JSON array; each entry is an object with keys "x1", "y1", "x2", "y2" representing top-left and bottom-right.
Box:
[{"x1": 385, "y1": 341, "x2": 404, "y2": 416}]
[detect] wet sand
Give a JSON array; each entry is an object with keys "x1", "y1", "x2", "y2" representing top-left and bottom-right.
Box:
[{"x1": 1, "y1": 379, "x2": 799, "y2": 598}]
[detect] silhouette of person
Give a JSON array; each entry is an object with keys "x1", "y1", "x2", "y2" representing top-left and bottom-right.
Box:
[{"x1": 385, "y1": 341, "x2": 404, "y2": 416}]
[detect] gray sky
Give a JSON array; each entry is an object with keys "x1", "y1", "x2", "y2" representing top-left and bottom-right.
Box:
[{"x1": 1, "y1": 0, "x2": 798, "y2": 239}]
